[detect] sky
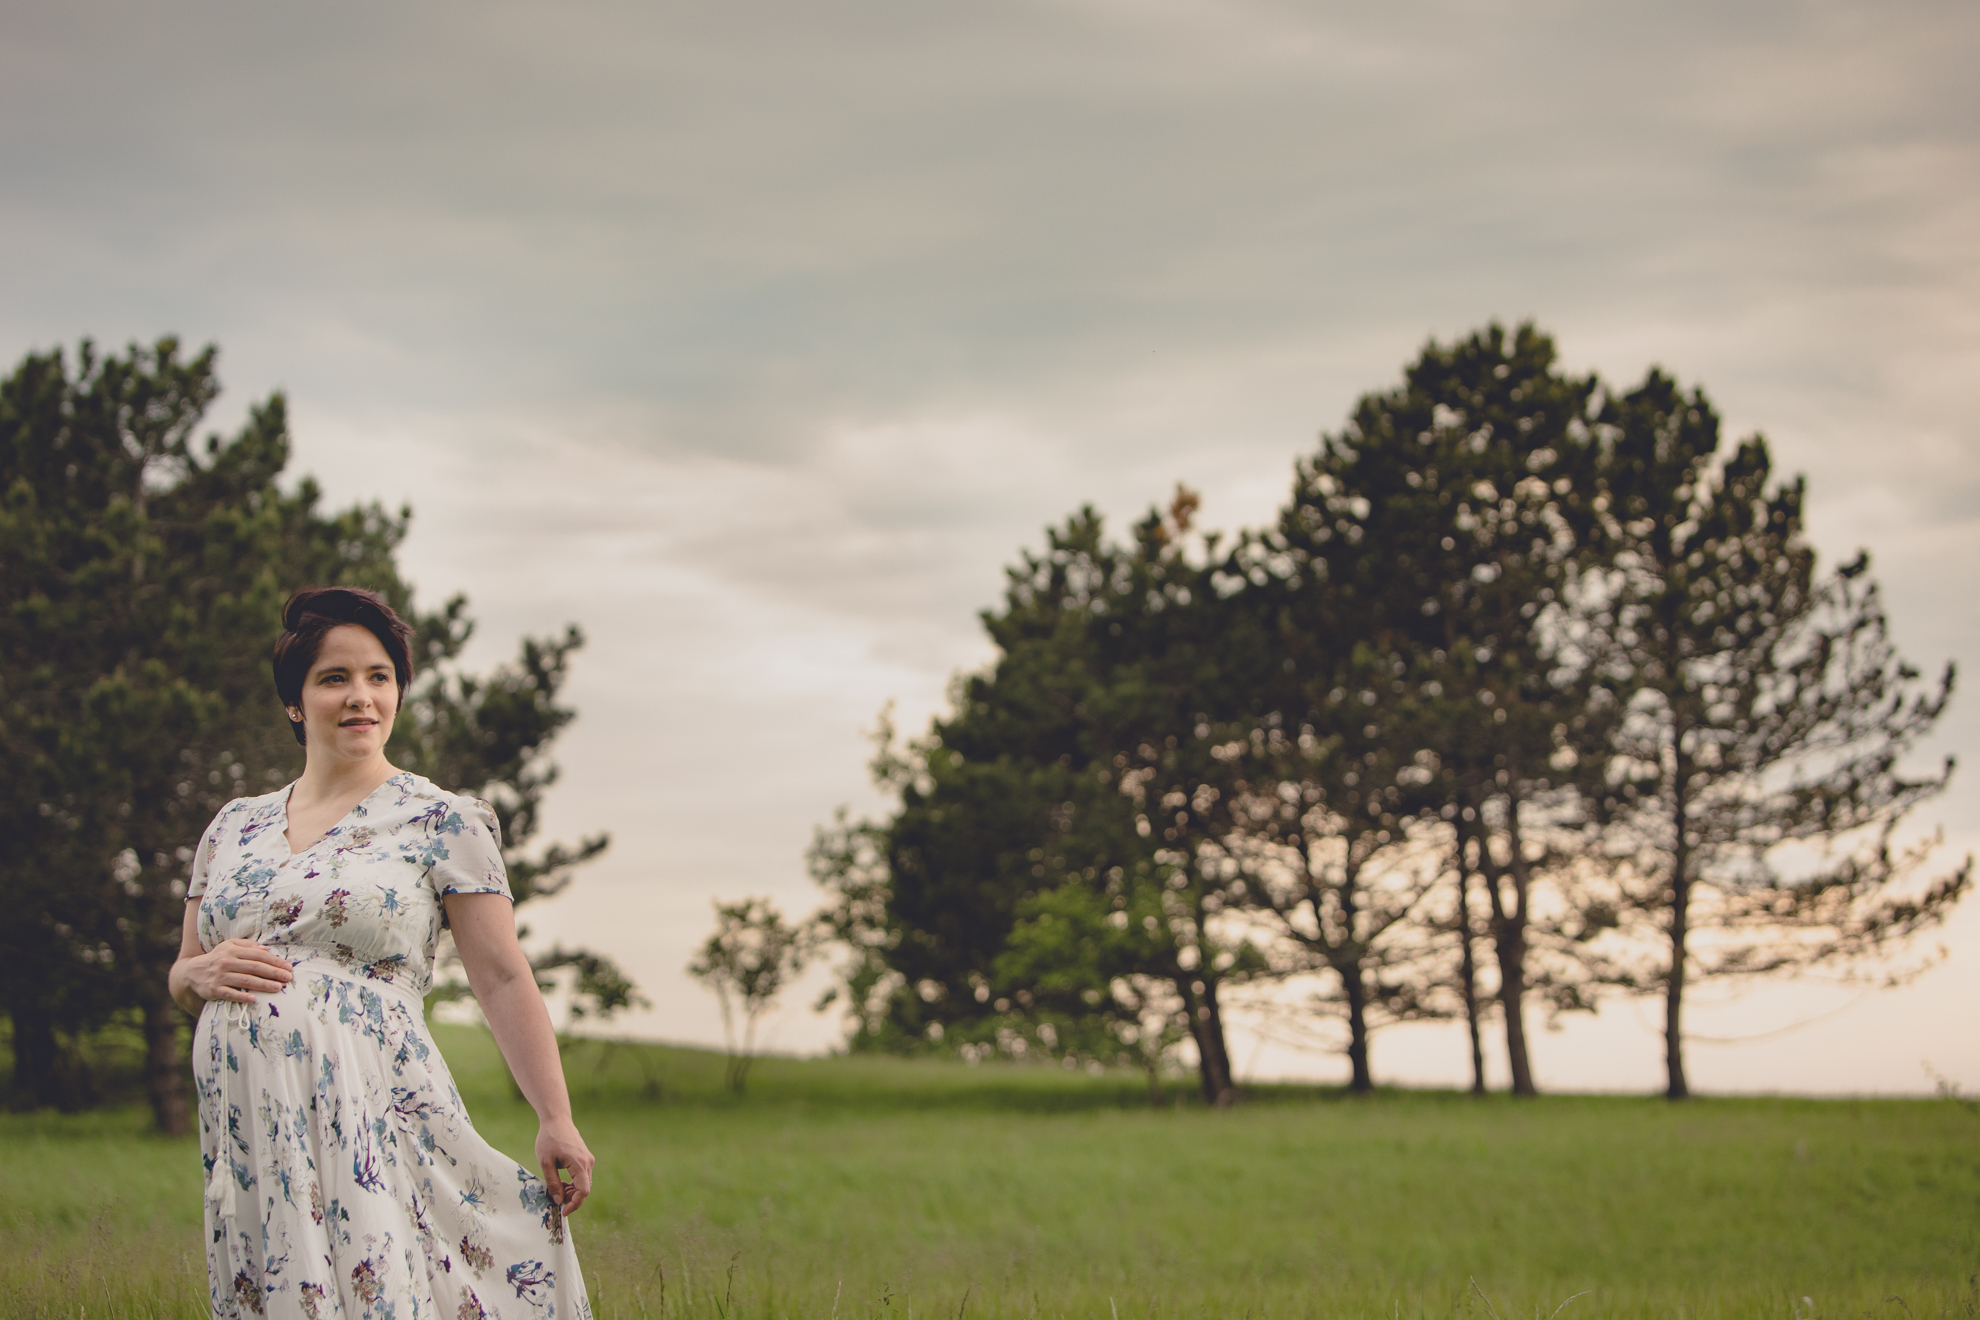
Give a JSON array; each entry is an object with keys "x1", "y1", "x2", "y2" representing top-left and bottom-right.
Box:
[{"x1": 4, "y1": 0, "x2": 1976, "y2": 1094}]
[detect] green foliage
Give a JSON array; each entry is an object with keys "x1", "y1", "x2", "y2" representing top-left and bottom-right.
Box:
[
  {"x1": 4, "y1": 1028, "x2": 1978, "y2": 1318},
  {"x1": 536, "y1": 945, "x2": 653, "y2": 1029},
  {"x1": 811, "y1": 496, "x2": 1277, "y2": 1105},
  {"x1": 803, "y1": 321, "x2": 1966, "y2": 1103},
  {"x1": 0, "y1": 337, "x2": 622, "y2": 1129},
  {"x1": 688, "y1": 898, "x2": 813, "y2": 1092},
  {"x1": 400, "y1": 623, "x2": 611, "y2": 905},
  {"x1": 1593, "y1": 371, "x2": 1968, "y2": 1095},
  {"x1": 0, "y1": 337, "x2": 423, "y2": 1129},
  {"x1": 1269, "y1": 322, "x2": 1629, "y2": 1096}
]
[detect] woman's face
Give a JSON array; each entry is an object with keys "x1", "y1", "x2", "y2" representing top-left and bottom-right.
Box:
[{"x1": 292, "y1": 624, "x2": 400, "y2": 759}]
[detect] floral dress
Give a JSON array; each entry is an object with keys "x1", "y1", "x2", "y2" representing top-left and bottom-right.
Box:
[{"x1": 188, "y1": 771, "x2": 591, "y2": 1320}]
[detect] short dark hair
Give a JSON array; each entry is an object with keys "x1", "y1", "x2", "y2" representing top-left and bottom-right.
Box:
[{"x1": 272, "y1": 587, "x2": 416, "y2": 746}]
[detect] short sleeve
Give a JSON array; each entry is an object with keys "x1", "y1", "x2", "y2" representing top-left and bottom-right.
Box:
[
  {"x1": 429, "y1": 796, "x2": 514, "y2": 904},
  {"x1": 185, "y1": 803, "x2": 239, "y2": 899}
]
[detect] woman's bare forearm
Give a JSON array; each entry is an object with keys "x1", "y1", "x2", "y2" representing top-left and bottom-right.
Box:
[
  {"x1": 169, "y1": 962, "x2": 208, "y2": 1016},
  {"x1": 170, "y1": 900, "x2": 207, "y2": 1015},
  {"x1": 472, "y1": 963, "x2": 574, "y2": 1123}
]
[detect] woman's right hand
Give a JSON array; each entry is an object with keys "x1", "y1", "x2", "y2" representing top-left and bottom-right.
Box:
[{"x1": 175, "y1": 939, "x2": 295, "y2": 1007}]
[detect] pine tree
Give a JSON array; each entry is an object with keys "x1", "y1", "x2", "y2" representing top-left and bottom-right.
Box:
[
  {"x1": 809, "y1": 496, "x2": 1269, "y2": 1104},
  {"x1": 1596, "y1": 370, "x2": 1968, "y2": 1099},
  {"x1": 1273, "y1": 323, "x2": 1623, "y2": 1095},
  {"x1": 1210, "y1": 711, "x2": 1454, "y2": 1093},
  {"x1": 0, "y1": 339, "x2": 618, "y2": 1130}
]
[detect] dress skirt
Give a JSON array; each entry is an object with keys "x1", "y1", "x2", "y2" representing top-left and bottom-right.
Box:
[{"x1": 194, "y1": 949, "x2": 590, "y2": 1320}]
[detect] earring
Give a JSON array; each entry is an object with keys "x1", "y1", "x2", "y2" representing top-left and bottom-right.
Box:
[{"x1": 287, "y1": 708, "x2": 303, "y2": 722}]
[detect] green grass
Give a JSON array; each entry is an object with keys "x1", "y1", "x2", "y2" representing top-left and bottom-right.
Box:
[{"x1": 3, "y1": 1027, "x2": 1977, "y2": 1318}]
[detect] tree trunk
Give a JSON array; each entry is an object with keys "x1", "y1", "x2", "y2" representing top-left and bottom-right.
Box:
[
  {"x1": 1198, "y1": 976, "x2": 1235, "y2": 1107},
  {"x1": 1454, "y1": 836, "x2": 1487, "y2": 1095},
  {"x1": 1664, "y1": 765, "x2": 1693, "y2": 1101},
  {"x1": 1483, "y1": 796, "x2": 1538, "y2": 1097},
  {"x1": 1491, "y1": 921, "x2": 1537, "y2": 1097},
  {"x1": 1341, "y1": 960, "x2": 1373, "y2": 1094},
  {"x1": 1663, "y1": 878, "x2": 1690, "y2": 1100},
  {"x1": 140, "y1": 992, "x2": 192, "y2": 1135},
  {"x1": 1335, "y1": 857, "x2": 1374, "y2": 1094},
  {"x1": 1179, "y1": 974, "x2": 1235, "y2": 1107}
]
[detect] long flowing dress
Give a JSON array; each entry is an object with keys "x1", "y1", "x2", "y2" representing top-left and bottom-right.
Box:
[{"x1": 188, "y1": 770, "x2": 591, "y2": 1320}]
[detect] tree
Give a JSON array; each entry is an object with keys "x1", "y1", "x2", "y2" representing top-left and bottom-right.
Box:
[
  {"x1": 809, "y1": 496, "x2": 1269, "y2": 1104},
  {"x1": 1040, "y1": 494, "x2": 1276, "y2": 1105},
  {"x1": 399, "y1": 624, "x2": 611, "y2": 908},
  {"x1": 531, "y1": 945, "x2": 649, "y2": 1035},
  {"x1": 801, "y1": 320, "x2": 1969, "y2": 1102},
  {"x1": 991, "y1": 876, "x2": 1194, "y2": 1102},
  {"x1": 1211, "y1": 719, "x2": 1455, "y2": 1093},
  {"x1": 398, "y1": 623, "x2": 627, "y2": 1020},
  {"x1": 0, "y1": 337, "x2": 404, "y2": 1127},
  {"x1": 688, "y1": 898, "x2": 812, "y2": 1093},
  {"x1": 1595, "y1": 370, "x2": 1968, "y2": 1099},
  {"x1": 0, "y1": 338, "x2": 621, "y2": 1131},
  {"x1": 1272, "y1": 323, "x2": 1625, "y2": 1095}
]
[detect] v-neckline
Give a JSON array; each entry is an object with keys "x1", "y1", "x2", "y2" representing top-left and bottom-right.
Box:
[{"x1": 282, "y1": 771, "x2": 404, "y2": 858}]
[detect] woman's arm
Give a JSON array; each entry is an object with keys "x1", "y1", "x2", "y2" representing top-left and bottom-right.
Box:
[
  {"x1": 167, "y1": 901, "x2": 294, "y2": 1016},
  {"x1": 446, "y1": 892, "x2": 595, "y2": 1216}
]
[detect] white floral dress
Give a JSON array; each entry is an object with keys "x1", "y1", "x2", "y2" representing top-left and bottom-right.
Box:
[{"x1": 188, "y1": 771, "x2": 591, "y2": 1320}]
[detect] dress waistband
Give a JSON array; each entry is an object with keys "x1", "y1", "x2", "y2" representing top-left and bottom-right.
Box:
[{"x1": 265, "y1": 942, "x2": 429, "y2": 1011}]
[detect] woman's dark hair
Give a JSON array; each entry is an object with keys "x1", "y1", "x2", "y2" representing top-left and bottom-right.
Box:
[{"x1": 272, "y1": 587, "x2": 416, "y2": 746}]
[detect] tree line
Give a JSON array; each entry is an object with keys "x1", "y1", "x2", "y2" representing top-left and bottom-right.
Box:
[
  {"x1": 0, "y1": 338, "x2": 630, "y2": 1134},
  {"x1": 775, "y1": 322, "x2": 1967, "y2": 1104}
]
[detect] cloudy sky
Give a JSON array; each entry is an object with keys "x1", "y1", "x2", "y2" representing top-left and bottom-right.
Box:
[{"x1": 6, "y1": 0, "x2": 1976, "y2": 1093}]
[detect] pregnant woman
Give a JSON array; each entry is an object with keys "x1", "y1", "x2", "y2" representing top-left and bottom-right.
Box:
[{"x1": 169, "y1": 587, "x2": 593, "y2": 1319}]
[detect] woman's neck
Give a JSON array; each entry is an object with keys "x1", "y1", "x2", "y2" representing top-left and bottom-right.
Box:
[{"x1": 292, "y1": 751, "x2": 400, "y2": 807}]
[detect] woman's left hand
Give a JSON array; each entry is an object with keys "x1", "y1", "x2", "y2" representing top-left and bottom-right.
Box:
[{"x1": 535, "y1": 1118, "x2": 595, "y2": 1216}]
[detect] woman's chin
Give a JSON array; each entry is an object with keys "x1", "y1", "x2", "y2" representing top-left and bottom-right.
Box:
[{"x1": 324, "y1": 727, "x2": 387, "y2": 756}]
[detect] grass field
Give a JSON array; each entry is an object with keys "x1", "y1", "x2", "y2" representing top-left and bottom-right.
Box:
[{"x1": 3, "y1": 1026, "x2": 1976, "y2": 1319}]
